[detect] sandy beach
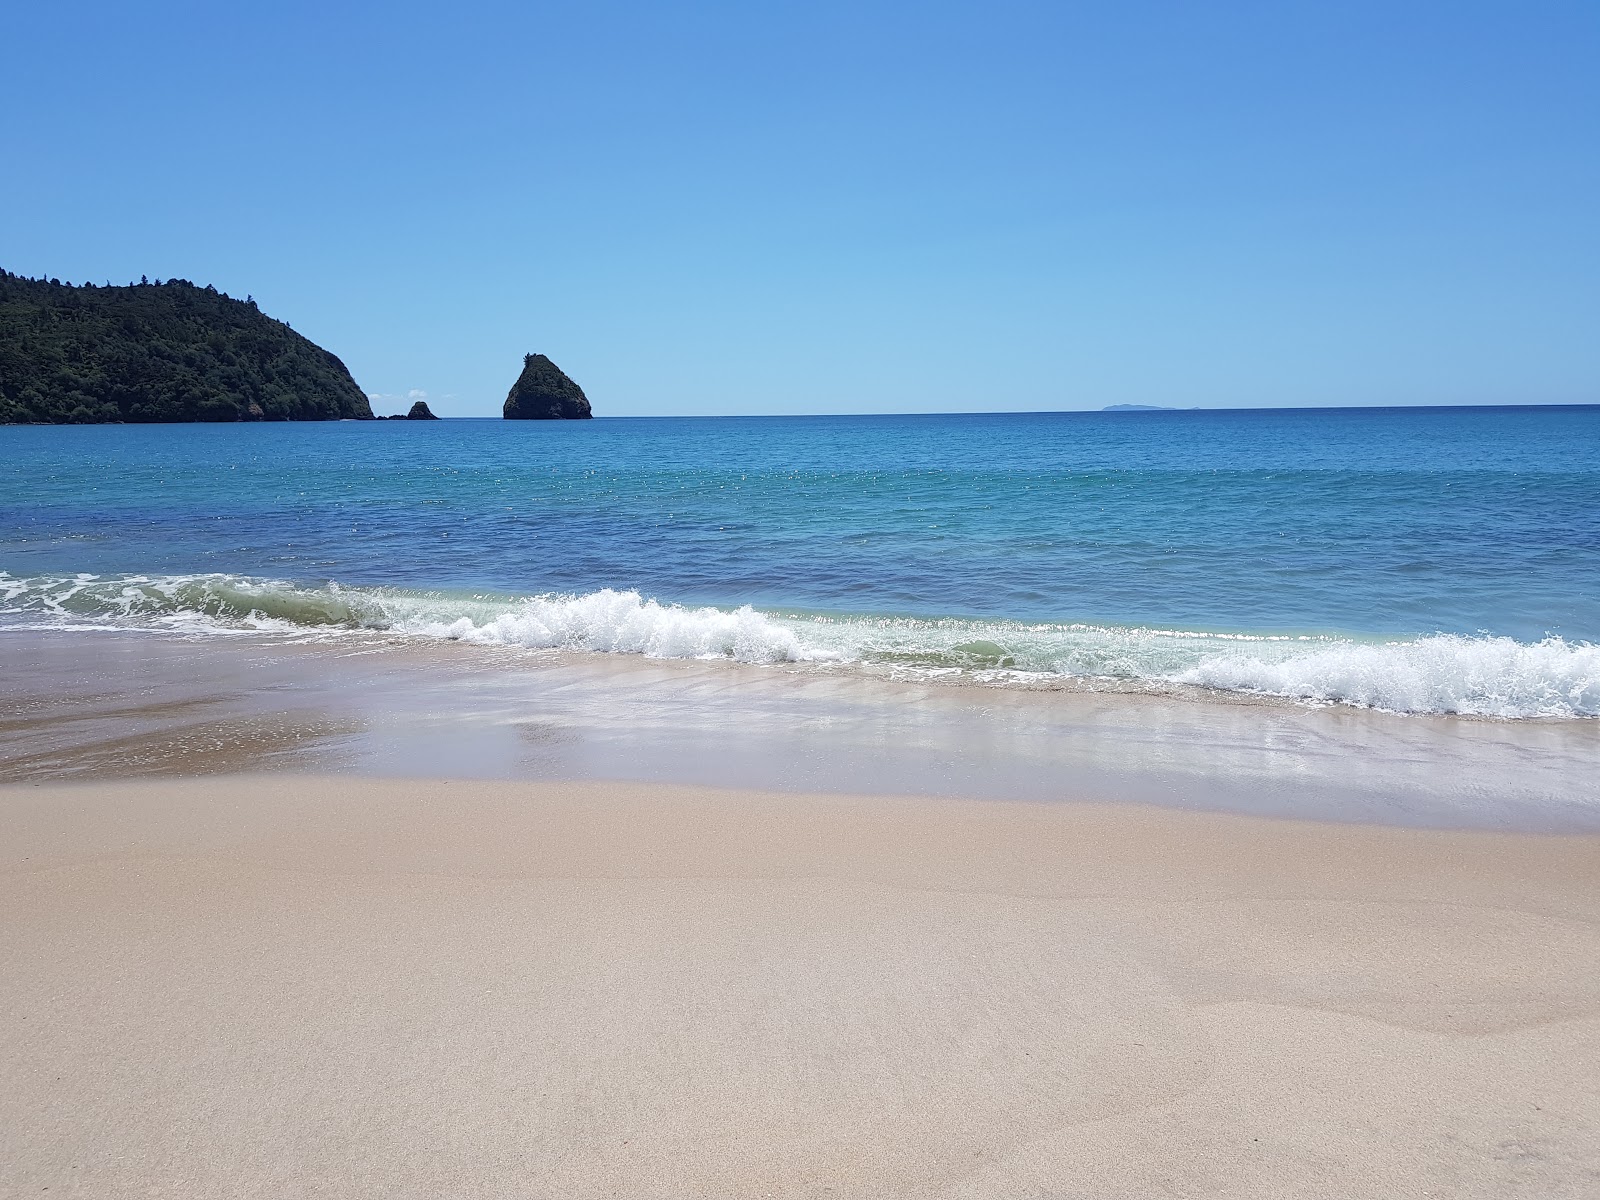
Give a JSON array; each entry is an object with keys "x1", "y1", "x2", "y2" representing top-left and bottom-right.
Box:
[
  {"x1": 4, "y1": 773, "x2": 1597, "y2": 1198},
  {"x1": 9, "y1": 2, "x2": 1599, "y2": 1194}
]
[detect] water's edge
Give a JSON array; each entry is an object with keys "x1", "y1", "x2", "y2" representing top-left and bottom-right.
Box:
[
  {"x1": 4, "y1": 627, "x2": 1596, "y2": 832},
  {"x1": 4, "y1": 571, "x2": 1597, "y2": 720}
]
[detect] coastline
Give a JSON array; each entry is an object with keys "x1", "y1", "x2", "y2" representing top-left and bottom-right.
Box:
[
  {"x1": 4, "y1": 774, "x2": 1598, "y2": 1197},
  {"x1": 5, "y1": 569, "x2": 1597, "y2": 721},
  {"x1": 4, "y1": 627, "x2": 1596, "y2": 830},
  {"x1": 12, "y1": 2, "x2": 1600, "y2": 1193}
]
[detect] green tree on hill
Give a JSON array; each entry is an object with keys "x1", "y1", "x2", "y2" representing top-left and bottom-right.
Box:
[{"x1": 0, "y1": 271, "x2": 373, "y2": 423}]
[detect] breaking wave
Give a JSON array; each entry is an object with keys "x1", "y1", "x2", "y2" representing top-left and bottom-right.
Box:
[{"x1": 2, "y1": 572, "x2": 1596, "y2": 719}]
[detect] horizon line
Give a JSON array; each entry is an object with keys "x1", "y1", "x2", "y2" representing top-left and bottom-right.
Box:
[{"x1": 431, "y1": 401, "x2": 1600, "y2": 420}]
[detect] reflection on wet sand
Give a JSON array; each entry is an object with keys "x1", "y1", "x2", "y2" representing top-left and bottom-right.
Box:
[
  {"x1": 0, "y1": 710, "x2": 363, "y2": 781},
  {"x1": 1, "y1": 635, "x2": 364, "y2": 779},
  {"x1": 2, "y1": 628, "x2": 1596, "y2": 830}
]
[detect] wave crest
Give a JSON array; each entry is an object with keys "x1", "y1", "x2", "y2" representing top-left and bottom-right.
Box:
[
  {"x1": 2, "y1": 572, "x2": 1596, "y2": 718},
  {"x1": 1173, "y1": 635, "x2": 1600, "y2": 719},
  {"x1": 397, "y1": 589, "x2": 815, "y2": 664}
]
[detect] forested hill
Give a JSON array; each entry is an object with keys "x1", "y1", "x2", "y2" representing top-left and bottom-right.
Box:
[{"x1": 0, "y1": 272, "x2": 373, "y2": 423}]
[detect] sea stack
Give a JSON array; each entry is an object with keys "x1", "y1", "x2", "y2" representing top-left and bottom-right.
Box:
[{"x1": 503, "y1": 353, "x2": 592, "y2": 420}]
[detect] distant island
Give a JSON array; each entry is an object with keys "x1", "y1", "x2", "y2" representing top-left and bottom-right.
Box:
[
  {"x1": 377, "y1": 400, "x2": 440, "y2": 420},
  {"x1": 505, "y1": 353, "x2": 592, "y2": 419},
  {"x1": 1102, "y1": 404, "x2": 1187, "y2": 411},
  {"x1": 0, "y1": 271, "x2": 373, "y2": 423}
]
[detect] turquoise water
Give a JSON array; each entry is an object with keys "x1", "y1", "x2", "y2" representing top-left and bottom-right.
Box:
[{"x1": 4, "y1": 407, "x2": 1598, "y2": 716}]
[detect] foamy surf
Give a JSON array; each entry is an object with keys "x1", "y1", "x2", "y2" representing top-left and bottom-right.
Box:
[
  {"x1": 2, "y1": 571, "x2": 1596, "y2": 719},
  {"x1": 1172, "y1": 635, "x2": 1600, "y2": 721},
  {"x1": 399, "y1": 588, "x2": 813, "y2": 664}
]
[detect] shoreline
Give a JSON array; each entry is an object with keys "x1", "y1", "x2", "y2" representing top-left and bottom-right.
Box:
[
  {"x1": 4, "y1": 774, "x2": 1598, "y2": 1197},
  {"x1": 4, "y1": 627, "x2": 1597, "y2": 831},
  {"x1": 5, "y1": 615, "x2": 1592, "y2": 725},
  {"x1": 4, "y1": 569, "x2": 1597, "y2": 721}
]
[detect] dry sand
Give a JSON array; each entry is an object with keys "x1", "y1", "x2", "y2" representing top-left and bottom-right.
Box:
[{"x1": 2, "y1": 775, "x2": 1598, "y2": 1198}]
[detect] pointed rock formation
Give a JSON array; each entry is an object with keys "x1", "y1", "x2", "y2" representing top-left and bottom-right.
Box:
[
  {"x1": 378, "y1": 399, "x2": 440, "y2": 419},
  {"x1": 503, "y1": 353, "x2": 592, "y2": 420}
]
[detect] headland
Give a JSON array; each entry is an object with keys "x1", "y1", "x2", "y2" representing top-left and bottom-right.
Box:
[{"x1": 0, "y1": 272, "x2": 373, "y2": 423}]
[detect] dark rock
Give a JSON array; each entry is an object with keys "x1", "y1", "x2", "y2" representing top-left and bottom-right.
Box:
[
  {"x1": 406, "y1": 400, "x2": 439, "y2": 420},
  {"x1": 503, "y1": 353, "x2": 592, "y2": 420}
]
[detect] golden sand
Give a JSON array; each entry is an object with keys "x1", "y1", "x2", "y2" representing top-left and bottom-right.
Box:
[{"x1": 3, "y1": 775, "x2": 1597, "y2": 1197}]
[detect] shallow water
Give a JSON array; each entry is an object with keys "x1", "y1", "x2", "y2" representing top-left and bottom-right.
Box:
[
  {"x1": 4, "y1": 630, "x2": 1596, "y2": 831},
  {"x1": 3, "y1": 407, "x2": 1598, "y2": 716}
]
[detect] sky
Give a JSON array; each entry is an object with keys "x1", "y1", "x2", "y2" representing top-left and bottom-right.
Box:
[{"x1": 3, "y1": 1, "x2": 1597, "y2": 416}]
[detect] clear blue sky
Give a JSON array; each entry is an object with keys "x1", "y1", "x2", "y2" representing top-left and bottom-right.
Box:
[{"x1": 5, "y1": 1, "x2": 1596, "y2": 416}]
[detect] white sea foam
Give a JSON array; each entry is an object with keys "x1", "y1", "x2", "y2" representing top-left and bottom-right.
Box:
[
  {"x1": 3, "y1": 572, "x2": 1596, "y2": 718},
  {"x1": 392, "y1": 589, "x2": 817, "y2": 664},
  {"x1": 1171, "y1": 634, "x2": 1600, "y2": 719}
]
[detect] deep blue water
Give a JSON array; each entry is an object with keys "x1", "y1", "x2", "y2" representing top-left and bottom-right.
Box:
[{"x1": 4, "y1": 407, "x2": 1599, "y2": 716}]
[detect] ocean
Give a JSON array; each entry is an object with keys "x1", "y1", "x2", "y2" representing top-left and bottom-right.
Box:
[{"x1": 3, "y1": 406, "x2": 1598, "y2": 719}]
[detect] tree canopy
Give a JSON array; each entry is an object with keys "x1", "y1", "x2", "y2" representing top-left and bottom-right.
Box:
[{"x1": 0, "y1": 272, "x2": 373, "y2": 423}]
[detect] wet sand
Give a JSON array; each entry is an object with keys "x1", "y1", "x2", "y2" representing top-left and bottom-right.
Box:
[
  {"x1": 4, "y1": 628, "x2": 1597, "y2": 829},
  {"x1": 3, "y1": 774, "x2": 1599, "y2": 1198}
]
